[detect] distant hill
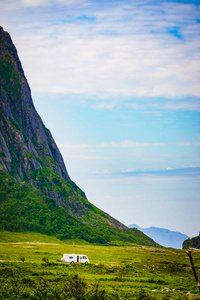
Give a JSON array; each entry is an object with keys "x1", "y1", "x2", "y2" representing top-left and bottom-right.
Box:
[
  {"x1": 128, "y1": 224, "x2": 189, "y2": 249},
  {"x1": 0, "y1": 26, "x2": 158, "y2": 246},
  {"x1": 183, "y1": 234, "x2": 200, "y2": 249}
]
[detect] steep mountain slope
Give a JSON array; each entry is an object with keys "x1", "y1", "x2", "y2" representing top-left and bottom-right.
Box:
[
  {"x1": 0, "y1": 26, "x2": 157, "y2": 246},
  {"x1": 128, "y1": 224, "x2": 189, "y2": 249},
  {"x1": 0, "y1": 25, "x2": 122, "y2": 229},
  {"x1": 0, "y1": 169, "x2": 152, "y2": 244}
]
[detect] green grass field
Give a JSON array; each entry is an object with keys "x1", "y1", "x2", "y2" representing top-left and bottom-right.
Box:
[{"x1": 0, "y1": 231, "x2": 200, "y2": 299}]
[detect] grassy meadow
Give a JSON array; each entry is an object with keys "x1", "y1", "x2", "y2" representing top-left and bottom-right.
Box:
[{"x1": 0, "y1": 231, "x2": 200, "y2": 299}]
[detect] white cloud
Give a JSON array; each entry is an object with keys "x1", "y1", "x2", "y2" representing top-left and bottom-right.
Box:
[
  {"x1": 1, "y1": 0, "x2": 200, "y2": 108},
  {"x1": 56, "y1": 0, "x2": 89, "y2": 5},
  {"x1": 122, "y1": 168, "x2": 136, "y2": 173},
  {"x1": 99, "y1": 140, "x2": 164, "y2": 148},
  {"x1": 99, "y1": 166, "x2": 200, "y2": 180},
  {"x1": 21, "y1": 0, "x2": 50, "y2": 7},
  {"x1": 102, "y1": 170, "x2": 111, "y2": 174},
  {"x1": 131, "y1": 100, "x2": 200, "y2": 111},
  {"x1": 58, "y1": 140, "x2": 164, "y2": 150},
  {"x1": 20, "y1": 31, "x2": 200, "y2": 100},
  {"x1": 0, "y1": 0, "x2": 89, "y2": 11},
  {"x1": 20, "y1": 0, "x2": 88, "y2": 7},
  {"x1": 179, "y1": 141, "x2": 200, "y2": 146}
]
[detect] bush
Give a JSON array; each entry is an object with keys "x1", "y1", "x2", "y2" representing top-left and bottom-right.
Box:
[{"x1": 135, "y1": 289, "x2": 155, "y2": 300}]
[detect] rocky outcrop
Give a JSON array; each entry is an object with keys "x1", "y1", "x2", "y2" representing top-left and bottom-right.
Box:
[{"x1": 0, "y1": 26, "x2": 70, "y2": 183}]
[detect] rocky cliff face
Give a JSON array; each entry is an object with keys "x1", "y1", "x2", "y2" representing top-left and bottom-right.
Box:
[
  {"x1": 0, "y1": 26, "x2": 128, "y2": 231},
  {"x1": 0, "y1": 26, "x2": 69, "y2": 184}
]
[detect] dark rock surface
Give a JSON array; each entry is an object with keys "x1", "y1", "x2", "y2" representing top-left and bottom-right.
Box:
[{"x1": 0, "y1": 26, "x2": 70, "y2": 184}]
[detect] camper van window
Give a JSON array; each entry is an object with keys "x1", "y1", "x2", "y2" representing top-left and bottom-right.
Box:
[
  {"x1": 69, "y1": 256, "x2": 73, "y2": 259},
  {"x1": 82, "y1": 256, "x2": 87, "y2": 259}
]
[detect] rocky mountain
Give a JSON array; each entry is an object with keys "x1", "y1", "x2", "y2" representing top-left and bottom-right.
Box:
[
  {"x1": 0, "y1": 28, "x2": 70, "y2": 189},
  {"x1": 0, "y1": 26, "x2": 158, "y2": 246},
  {"x1": 128, "y1": 224, "x2": 189, "y2": 249},
  {"x1": 183, "y1": 234, "x2": 200, "y2": 249}
]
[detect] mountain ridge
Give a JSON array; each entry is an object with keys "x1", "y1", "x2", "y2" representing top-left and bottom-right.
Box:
[
  {"x1": 0, "y1": 25, "x2": 125, "y2": 230},
  {"x1": 0, "y1": 26, "x2": 158, "y2": 246},
  {"x1": 128, "y1": 224, "x2": 189, "y2": 249},
  {"x1": 0, "y1": 26, "x2": 69, "y2": 182}
]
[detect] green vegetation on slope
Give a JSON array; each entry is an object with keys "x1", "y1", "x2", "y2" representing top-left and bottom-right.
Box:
[
  {"x1": 0, "y1": 170, "x2": 157, "y2": 246},
  {"x1": 183, "y1": 235, "x2": 200, "y2": 249}
]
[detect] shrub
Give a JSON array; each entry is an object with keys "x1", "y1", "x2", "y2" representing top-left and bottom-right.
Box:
[
  {"x1": 136, "y1": 289, "x2": 155, "y2": 300},
  {"x1": 19, "y1": 257, "x2": 25, "y2": 264}
]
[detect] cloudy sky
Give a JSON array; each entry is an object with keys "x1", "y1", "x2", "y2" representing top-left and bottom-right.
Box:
[{"x1": 1, "y1": 0, "x2": 200, "y2": 238}]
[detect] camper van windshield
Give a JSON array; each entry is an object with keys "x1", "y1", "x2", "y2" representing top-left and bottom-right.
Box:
[{"x1": 82, "y1": 256, "x2": 87, "y2": 259}]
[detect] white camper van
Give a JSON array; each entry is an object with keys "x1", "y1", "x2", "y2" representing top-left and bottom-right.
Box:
[{"x1": 61, "y1": 254, "x2": 90, "y2": 264}]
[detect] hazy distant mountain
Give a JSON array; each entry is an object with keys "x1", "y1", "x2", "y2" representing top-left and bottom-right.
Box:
[{"x1": 128, "y1": 224, "x2": 189, "y2": 249}]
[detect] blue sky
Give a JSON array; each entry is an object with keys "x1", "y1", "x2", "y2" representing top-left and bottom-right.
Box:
[{"x1": 1, "y1": 0, "x2": 200, "y2": 238}]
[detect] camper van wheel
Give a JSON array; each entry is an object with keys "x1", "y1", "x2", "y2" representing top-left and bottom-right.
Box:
[{"x1": 70, "y1": 261, "x2": 74, "y2": 264}]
